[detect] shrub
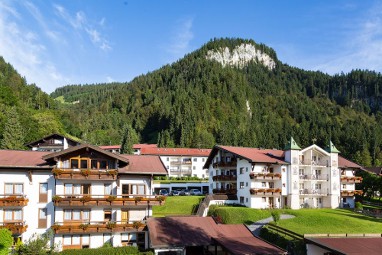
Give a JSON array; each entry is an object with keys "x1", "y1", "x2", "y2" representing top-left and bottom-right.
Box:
[
  {"x1": 0, "y1": 228, "x2": 13, "y2": 255},
  {"x1": 355, "y1": 202, "x2": 363, "y2": 210},
  {"x1": 80, "y1": 195, "x2": 91, "y2": 203},
  {"x1": 59, "y1": 245, "x2": 148, "y2": 254},
  {"x1": 52, "y1": 195, "x2": 62, "y2": 202},
  {"x1": 106, "y1": 195, "x2": 116, "y2": 202},
  {"x1": 271, "y1": 210, "x2": 281, "y2": 224}
]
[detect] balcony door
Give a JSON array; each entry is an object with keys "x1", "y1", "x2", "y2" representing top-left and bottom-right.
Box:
[{"x1": 121, "y1": 210, "x2": 129, "y2": 224}]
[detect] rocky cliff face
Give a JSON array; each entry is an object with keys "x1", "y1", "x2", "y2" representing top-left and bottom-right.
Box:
[{"x1": 206, "y1": 43, "x2": 276, "y2": 70}]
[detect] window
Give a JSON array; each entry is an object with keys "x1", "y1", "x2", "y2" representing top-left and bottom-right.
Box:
[
  {"x1": 100, "y1": 161, "x2": 107, "y2": 169},
  {"x1": 71, "y1": 159, "x2": 79, "y2": 169},
  {"x1": 38, "y1": 208, "x2": 47, "y2": 228},
  {"x1": 262, "y1": 182, "x2": 266, "y2": 187},
  {"x1": 63, "y1": 235, "x2": 89, "y2": 248},
  {"x1": 240, "y1": 182, "x2": 244, "y2": 189},
  {"x1": 122, "y1": 184, "x2": 146, "y2": 195},
  {"x1": 262, "y1": 197, "x2": 266, "y2": 203},
  {"x1": 193, "y1": 158, "x2": 197, "y2": 162},
  {"x1": 342, "y1": 184, "x2": 346, "y2": 189},
  {"x1": 240, "y1": 167, "x2": 244, "y2": 174},
  {"x1": 64, "y1": 210, "x2": 90, "y2": 221},
  {"x1": 193, "y1": 166, "x2": 196, "y2": 170},
  {"x1": 166, "y1": 157, "x2": 169, "y2": 161},
  {"x1": 91, "y1": 160, "x2": 97, "y2": 169},
  {"x1": 64, "y1": 184, "x2": 90, "y2": 196},
  {"x1": 104, "y1": 210, "x2": 112, "y2": 221},
  {"x1": 121, "y1": 233, "x2": 137, "y2": 246},
  {"x1": 39, "y1": 183, "x2": 48, "y2": 203},
  {"x1": 240, "y1": 196, "x2": 244, "y2": 203},
  {"x1": 4, "y1": 210, "x2": 22, "y2": 221},
  {"x1": 202, "y1": 158, "x2": 205, "y2": 162},
  {"x1": 5, "y1": 183, "x2": 23, "y2": 194},
  {"x1": 246, "y1": 198, "x2": 248, "y2": 203},
  {"x1": 246, "y1": 167, "x2": 248, "y2": 172},
  {"x1": 80, "y1": 160, "x2": 88, "y2": 169},
  {"x1": 104, "y1": 184, "x2": 113, "y2": 195},
  {"x1": 246, "y1": 182, "x2": 248, "y2": 187},
  {"x1": 103, "y1": 234, "x2": 112, "y2": 245}
]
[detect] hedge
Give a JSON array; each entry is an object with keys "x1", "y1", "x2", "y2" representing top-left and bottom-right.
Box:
[{"x1": 60, "y1": 246, "x2": 153, "y2": 255}]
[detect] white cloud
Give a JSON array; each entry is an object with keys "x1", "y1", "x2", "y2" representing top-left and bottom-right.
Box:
[
  {"x1": 167, "y1": 17, "x2": 194, "y2": 58},
  {"x1": 313, "y1": 3, "x2": 382, "y2": 74},
  {"x1": 106, "y1": 76, "x2": 114, "y2": 83}
]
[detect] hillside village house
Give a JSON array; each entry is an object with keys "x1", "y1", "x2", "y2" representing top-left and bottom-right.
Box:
[
  {"x1": 25, "y1": 133, "x2": 80, "y2": 152},
  {"x1": 204, "y1": 138, "x2": 363, "y2": 210},
  {"x1": 0, "y1": 144, "x2": 167, "y2": 250}
]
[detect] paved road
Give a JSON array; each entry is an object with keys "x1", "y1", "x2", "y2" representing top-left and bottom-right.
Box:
[{"x1": 246, "y1": 214, "x2": 295, "y2": 236}]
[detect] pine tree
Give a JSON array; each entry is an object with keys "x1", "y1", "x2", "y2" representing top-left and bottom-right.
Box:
[
  {"x1": 120, "y1": 124, "x2": 139, "y2": 154},
  {"x1": 1, "y1": 107, "x2": 25, "y2": 149}
]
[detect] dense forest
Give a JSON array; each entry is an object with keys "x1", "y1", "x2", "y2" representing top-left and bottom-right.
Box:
[{"x1": 2, "y1": 38, "x2": 382, "y2": 167}]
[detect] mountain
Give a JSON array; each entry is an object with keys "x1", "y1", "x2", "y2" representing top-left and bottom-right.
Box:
[
  {"x1": 1, "y1": 38, "x2": 382, "y2": 167},
  {"x1": 0, "y1": 57, "x2": 67, "y2": 149}
]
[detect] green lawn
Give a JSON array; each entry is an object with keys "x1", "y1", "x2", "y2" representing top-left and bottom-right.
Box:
[
  {"x1": 152, "y1": 196, "x2": 203, "y2": 217},
  {"x1": 212, "y1": 207, "x2": 382, "y2": 234}
]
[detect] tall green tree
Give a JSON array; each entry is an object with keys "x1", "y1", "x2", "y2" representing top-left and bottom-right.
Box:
[
  {"x1": 1, "y1": 107, "x2": 25, "y2": 149},
  {"x1": 0, "y1": 228, "x2": 13, "y2": 255},
  {"x1": 120, "y1": 124, "x2": 139, "y2": 154}
]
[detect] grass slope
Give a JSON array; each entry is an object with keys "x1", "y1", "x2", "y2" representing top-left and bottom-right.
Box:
[
  {"x1": 213, "y1": 207, "x2": 382, "y2": 234},
  {"x1": 152, "y1": 196, "x2": 203, "y2": 217}
]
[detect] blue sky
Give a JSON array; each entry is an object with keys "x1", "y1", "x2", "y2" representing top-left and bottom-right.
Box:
[{"x1": 1, "y1": 0, "x2": 382, "y2": 93}]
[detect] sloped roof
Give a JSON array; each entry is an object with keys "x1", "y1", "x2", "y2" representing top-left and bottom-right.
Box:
[
  {"x1": 99, "y1": 144, "x2": 158, "y2": 150},
  {"x1": 338, "y1": 156, "x2": 362, "y2": 169},
  {"x1": 204, "y1": 145, "x2": 287, "y2": 168},
  {"x1": 119, "y1": 155, "x2": 167, "y2": 175},
  {"x1": 147, "y1": 216, "x2": 286, "y2": 254},
  {"x1": 25, "y1": 133, "x2": 80, "y2": 147},
  {"x1": 0, "y1": 150, "x2": 52, "y2": 169},
  {"x1": 42, "y1": 144, "x2": 129, "y2": 163},
  {"x1": 305, "y1": 237, "x2": 382, "y2": 255},
  {"x1": 364, "y1": 167, "x2": 382, "y2": 175},
  {"x1": 284, "y1": 137, "x2": 301, "y2": 150},
  {"x1": 140, "y1": 147, "x2": 211, "y2": 157}
]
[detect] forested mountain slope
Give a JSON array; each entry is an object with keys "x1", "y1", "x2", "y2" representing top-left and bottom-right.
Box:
[
  {"x1": 0, "y1": 57, "x2": 66, "y2": 149},
  {"x1": 50, "y1": 38, "x2": 382, "y2": 166}
]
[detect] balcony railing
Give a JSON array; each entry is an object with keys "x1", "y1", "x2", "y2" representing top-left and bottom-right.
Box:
[
  {"x1": 51, "y1": 221, "x2": 145, "y2": 234},
  {"x1": 299, "y1": 189, "x2": 327, "y2": 196},
  {"x1": 300, "y1": 160, "x2": 328, "y2": 166},
  {"x1": 212, "y1": 188, "x2": 237, "y2": 195},
  {"x1": 212, "y1": 175, "x2": 237, "y2": 181},
  {"x1": 0, "y1": 221, "x2": 27, "y2": 235},
  {"x1": 212, "y1": 160, "x2": 237, "y2": 168},
  {"x1": 340, "y1": 176, "x2": 363, "y2": 184},
  {"x1": 0, "y1": 195, "x2": 28, "y2": 207},
  {"x1": 341, "y1": 190, "x2": 363, "y2": 197},
  {"x1": 52, "y1": 168, "x2": 118, "y2": 180},
  {"x1": 52, "y1": 194, "x2": 165, "y2": 207},
  {"x1": 299, "y1": 174, "x2": 329, "y2": 181},
  {"x1": 250, "y1": 188, "x2": 281, "y2": 195},
  {"x1": 249, "y1": 173, "x2": 282, "y2": 180}
]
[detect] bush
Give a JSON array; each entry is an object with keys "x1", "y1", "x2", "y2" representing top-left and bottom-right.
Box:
[
  {"x1": 355, "y1": 202, "x2": 363, "y2": 210},
  {"x1": 271, "y1": 210, "x2": 281, "y2": 224},
  {"x1": 0, "y1": 228, "x2": 13, "y2": 255}
]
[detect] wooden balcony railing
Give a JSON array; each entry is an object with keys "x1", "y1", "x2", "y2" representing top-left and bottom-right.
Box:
[
  {"x1": 341, "y1": 190, "x2": 363, "y2": 196},
  {"x1": 52, "y1": 168, "x2": 118, "y2": 180},
  {"x1": 0, "y1": 221, "x2": 28, "y2": 235},
  {"x1": 340, "y1": 176, "x2": 363, "y2": 184},
  {"x1": 52, "y1": 194, "x2": 165, "y2": 207},
  {"x1": 0, "y1": 195, "x2": 28, "y2": 207},
  {"x1": 51, "y1": 221, "x2": 145, "y2": 234},
  {"x1": 250, "y1": 188, "x2": 282, "y2": 195},
  {"x1": 249, "y1": 173, "x2": 282, "y2": 180},
  {"x1": 212, "y1": 175, "x2": 237, "y2": 181},
  {"x1": 212, "y1": 161, "x2": 237, "y2": 168},
  {"x1": 212, "y1": 189, "x2": 237, "y2": 195},
  {"x1": 299, "y1": 174, "x2": 328, "y2": 181}
]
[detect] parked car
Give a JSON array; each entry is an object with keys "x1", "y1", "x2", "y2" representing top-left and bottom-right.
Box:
[
  {"x1": 170, "y1": 190, "x2": 180, "y2": 196},
  {"x1": 179, "y1": 189, "x2": 190, "y2": 196},
  {"x1": 190, "y1": 189, "x2": 202, "y2": 195},
  {"x1": 159, "y1": 189, "x2": 169, "y2": 196}
]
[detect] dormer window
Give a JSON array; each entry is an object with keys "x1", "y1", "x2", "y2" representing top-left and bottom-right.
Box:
[{"x1": 71, "y1": 159, "x2": 79, "y2": 169}]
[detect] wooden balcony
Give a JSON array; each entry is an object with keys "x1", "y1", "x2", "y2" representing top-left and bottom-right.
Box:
[
  {"x1": 341, "y1": 190, "x2": 363, "y2": 197},
  {"x1": 0, "y1": 195, "x2": 28, "y2": 207},
  {"x1": 340, "y1": 176, "x2": 363, "y2": 184},
  {"x1": 52, "y1": 168, "x2": 118, "y2": 180},
  {"x1": 250, "y1": 188, "x2": 282, "y2": 196},
  {"x1": 212, "y1": 188, "x2": 237, "y2": 195},
  {"x1": 0, "y1": 221, "x2": 28, "y2": 235},
  {"x1": 249, "y1": 173, "x2": 282, "y2": 180},
  {"x1": 52, "y1": 221, "x2": 145, "y2": 234},
  {"x1": 213, "y1": 160, "x2": 237, "y2": 168},
  {"x1": 212, "y1": 175, "x2": 237, "y2": 181},
  {"x1": 53, "y1": 194, "x2": 165, "y2": 207}
]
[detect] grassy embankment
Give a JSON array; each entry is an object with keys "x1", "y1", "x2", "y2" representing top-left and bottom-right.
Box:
[{"x1": 152, "y1": 196, "x2": 203, "y2": 217}]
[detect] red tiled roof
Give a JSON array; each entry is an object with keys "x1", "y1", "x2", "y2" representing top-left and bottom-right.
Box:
[
  {"x1": 119, "y1": 155, "x2": 167, "y2": 175},
  {"x1": 140, "y1": 147, "x2": 211, "y2": 157},
  {"x1": 0, "y1": 150, "x2": 52, "y2": 168},
  {"x1": 99, "y1": 145, "x2": 120, "y2": 150},
  {"x1": 306, "y1": 237, "x2": 382, "y2": 255},
  {"x1": 147, "y1": 216, "x2": 286, "y2": 254},
  {"x1": 338, "y1": 156, "x2": 362, "y2": 169}
]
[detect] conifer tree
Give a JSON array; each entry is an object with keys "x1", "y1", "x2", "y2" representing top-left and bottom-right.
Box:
[
  {"x1": 120, "y1": 124, "x2": 139, "y2": 154},
  {"x1": 1, "y1": 107, "x2": 25, "y2": 149}
]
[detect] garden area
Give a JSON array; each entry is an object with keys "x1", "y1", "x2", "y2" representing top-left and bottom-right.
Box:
[{"x1": 152, "y1": 196, "x2": 203, "y2": 217}]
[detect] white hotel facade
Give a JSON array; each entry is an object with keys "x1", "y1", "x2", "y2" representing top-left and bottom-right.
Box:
[
  {"x1": 0, "y1": 144, "x2": 167, "y2": 250},
  {"x1": 205, "y1": 138, "x2": 363, "y2": 209}
]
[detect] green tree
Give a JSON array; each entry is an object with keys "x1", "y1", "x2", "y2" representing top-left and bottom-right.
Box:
[
  {"x1": 1, "y1": 107, "x2": 25, "y2": 149},
  {"x1": 0, "y1": 228, "x2": 13, "y2": 255},
  {"x1": 15, "y1": 230, "x2": 56, "y2": 255},
  {"x1": 120, "y1": 124, "x2": 139, "y2": 154}
]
